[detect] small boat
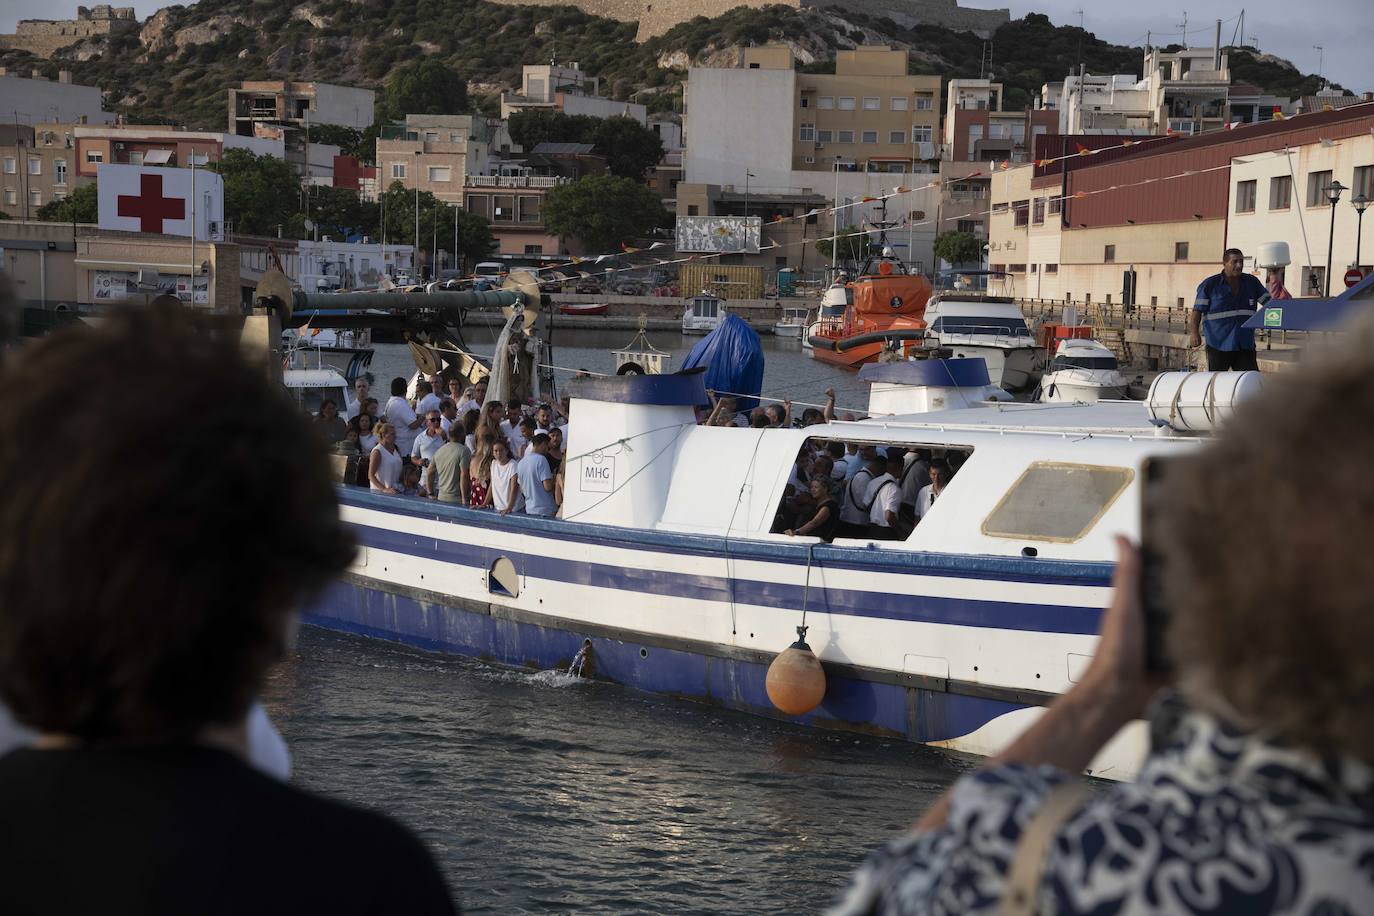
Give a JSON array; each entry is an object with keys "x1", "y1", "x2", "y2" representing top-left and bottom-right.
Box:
[
  {"x1": 802, "y1": 279, "x2": 850, "y2": 352},
  {"x1": 922, "y1": 294, "x2": 1042, "y2": 390},
  {"x1": 559, "y1": 302, "x2": 609, "y2": 316},
  {"x1": 682, "y1": 292, "x2": 726, "y2": 335},
  {"x1": 1037, "y1": 338, "x2": 1128, "y2": 402},
  {"x1": 772, "y1": 305, "x2": 810, "y2": 338},
  {"x1": 808, "y1": 202, "x2": 934, "y2": 369}
]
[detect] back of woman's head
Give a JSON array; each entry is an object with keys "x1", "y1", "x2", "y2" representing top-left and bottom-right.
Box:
[
  {"x1": 0, "y1": 306, "x2": 354, "y2": 742},
  {"x1": 1163, "y1": 318, "x2": 1374, "y2": 761}
]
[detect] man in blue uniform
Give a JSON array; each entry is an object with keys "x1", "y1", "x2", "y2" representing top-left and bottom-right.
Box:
[{"x1": 1189, "y1": 248, "x2": 1268, "y2": 371}]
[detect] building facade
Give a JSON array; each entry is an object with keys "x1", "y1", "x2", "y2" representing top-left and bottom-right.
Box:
[
  {"x1": 71, "y1": 125, "x2": 284, "y2": 180},
  {"x1": 500, "y1": 63, "x2": 648, "y2": 124},
  {"x1": 0, "y1": 68, "x2": 114, "y2": 126},
  {"x1": 375, "y1": 115, "x2": 496, "y2": 206},
  {"x1": 228, "y1": 81, "x2": 376, "y2": 137},
  {"x1": 0, "y1": 124, "x2": 90, "y2": 219}
]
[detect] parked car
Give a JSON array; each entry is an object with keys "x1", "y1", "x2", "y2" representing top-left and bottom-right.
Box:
[
  {"x1": 616, "y1": 281, "x2": 646, "y2": 296},
  {"x1": 574, "y1": 279, "x2": 602, "y2": 294}
]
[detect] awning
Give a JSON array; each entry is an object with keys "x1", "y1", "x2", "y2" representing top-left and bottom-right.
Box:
[
  {"x1": 142, "y1": 149, "x2": 173, "y2": 165},
  {"x1": 1243, "y1": 274, "x2": 1374, "y2": 331},
  {"x1": 75, "y1": 258, "x2": 197, "y2": 273}
]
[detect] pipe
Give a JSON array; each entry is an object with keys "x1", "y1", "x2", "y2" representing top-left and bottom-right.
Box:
[
  {"x1": 834, "y1": 328, "x2": 928, "y2": 351},
  {"x1": 288, "y1": 288, "x2": 524, "y2": 312}
]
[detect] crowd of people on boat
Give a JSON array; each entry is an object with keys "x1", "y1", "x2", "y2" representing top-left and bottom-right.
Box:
[{"x1": 311, "y1": 374, "x2": 572, "y2": 517}]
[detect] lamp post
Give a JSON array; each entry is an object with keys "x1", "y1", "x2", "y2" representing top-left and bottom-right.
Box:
[
  {"x1": 1353, "y1": 193, "x2": 1370, "y2": 273},
  {"x1": 1324, "y1": 179, "x2": 1346, "y2": 296},
  {"x1": 414, "y1": 150, "x2": 422, "y2": 280},
  {"x1": 745, "y1": 170, "x2": 755, "y2": 219}
]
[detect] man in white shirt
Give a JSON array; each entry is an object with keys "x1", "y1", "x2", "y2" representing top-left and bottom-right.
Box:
[
  {"x1": 865, "y1": 454, "x2": 904, "y2": 540},
  {"x1": 438, "y1": 398, "x2": 459, "y2": 435},
  {"x1": 534, "y1": 403, "x2": 555, "y2": 435},
  {"x1": 915, "y1": 458, "x2": 950, "y2": 524},
  {"x1": 836, "y1": 446, "x2": 878, "y2": 538},
  {"x1": 384, "y1": 377, "x2": 422, "y2": 454},
  {"x1": 514, "y1": 433, "x2": 558, "y2": 517},
  {"x1": 900, "y1": 448, "x2": 932, "y2": 528},
  {"x1": 500, "y1": 399, "x2": 528, "y2": 456},
  {"x1": 415, "y1": 380, "x2": 441, "y2": 418},
  {"x1": 411, "y1": 410, "x2": 448, "y2": 494},
  {"x1": 843, "y1": 443, "x2": 863, "y2": 481},
  {"x1": 345, "y1": 377, "x2": 370, "y2": 420}
]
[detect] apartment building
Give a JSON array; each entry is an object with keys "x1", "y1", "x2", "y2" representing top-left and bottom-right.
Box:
[
  {"x1": 463, "y1": 145, "x2": 607, "y2": 259},
  {"x1": 375, "y1": 115, "x2": 496, "y2": 206},
  {"x1": 228, "y1": 81, "x2": 376, "y2": 137},
  {"x1": 943, "y1": 79, "x2": 1046, "y2": 163},
  {"x1": 0, "y1": 124, "x2": 85, "y2": 219},
  {"x1": 71, "y1": 125, "x2": 284, "y2": 180},
  {"x1": 500, "y1": 63, "x2": 647, "y2": 124},
  {"x1": 0, "y1": 67, "x2": 114, "y2": 126},
  {"x1": 685, "y1": 45, "x2": 942, "y2": 190}
]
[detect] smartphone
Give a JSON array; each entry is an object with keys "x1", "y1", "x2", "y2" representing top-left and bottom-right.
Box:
[{"x1": 1139, "y1": 456, "x2": 1173, "y2": 674}]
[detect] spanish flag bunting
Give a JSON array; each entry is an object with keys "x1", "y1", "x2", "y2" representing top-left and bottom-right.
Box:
[
  {"x1": 893, "y1": 187, "x2": 911, "y2": 194},
  {"x1": 621, "y1": 243, "x2": 641, "y2": 253},
  {"x1": 1076, "y1": 143, "x2": 1091, "y2": 155},
  {"x1": 999, "y1": 160, "x2": 1010, "y2": 171},
  {"x1": 861, "y1": 195, "x2": 879, "y2": 203},
  {"x1": 1122, "y1": 139, "x2": 1136, "y2": 147},
  {"x1": 1073, "y1": 191, "x2": 1088, "y2": 198},
  {"x1": 1036, "y1": 158, "x2": 1053, "y2": 167}
]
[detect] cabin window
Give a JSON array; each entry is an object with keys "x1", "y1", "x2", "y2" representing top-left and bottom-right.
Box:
[{"x1": 982, "y1": 462, "x2": 1133, "y2": 543}]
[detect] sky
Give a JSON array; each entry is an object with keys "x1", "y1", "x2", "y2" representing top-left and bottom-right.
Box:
[{"x1": 1, "y1": 0, "x2": 1368, "y2": 93}]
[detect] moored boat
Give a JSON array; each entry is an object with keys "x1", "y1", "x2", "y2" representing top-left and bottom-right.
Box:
[
  {"x1": 772, "y1": 305, "x2": 810, "y2": 338},
  {"x1": 682, "y1": 292, "x2": 725, "y2": 335},
  {"x1": 807, "y1": 252, "x2": 933, "y2": 368},
  {"x1": 921, "y1": 293, "x2": 1042, "y2": 390},
  {"x1": 1037, "y1": 338, "x2": 1128, "y2": 402},
  {"x1": 559, "y1": 301, "x2": 610, "y2": 316}
]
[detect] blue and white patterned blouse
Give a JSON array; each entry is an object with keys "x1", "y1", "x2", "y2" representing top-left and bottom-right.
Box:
[{"x1": 831, "y1": 700, "x2": 1374, "y2": 915}]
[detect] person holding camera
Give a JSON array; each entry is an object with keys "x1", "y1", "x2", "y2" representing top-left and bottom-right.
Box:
[{"x1": 832, "y1": 318, "x2": 1374, "y2": 915}]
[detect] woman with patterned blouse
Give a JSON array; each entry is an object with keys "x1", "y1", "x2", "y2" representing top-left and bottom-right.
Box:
[{"x1": 833, "y1": 318, "x2": 1374, "y2": 916}]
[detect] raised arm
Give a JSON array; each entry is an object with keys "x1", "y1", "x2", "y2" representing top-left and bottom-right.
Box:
[{"x1": 823, "y1": 388, "x2": 836, "y2": 423}]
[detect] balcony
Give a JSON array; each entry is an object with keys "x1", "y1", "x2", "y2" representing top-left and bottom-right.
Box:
[{"x1": 466, "y1": 175, "x2": 566, "y2": 188}]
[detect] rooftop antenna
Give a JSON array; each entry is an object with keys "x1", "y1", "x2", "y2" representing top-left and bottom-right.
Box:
[
  {"x1": 1177, "y1": 11, "x2": 1188, "y2": 44},
  {"x1": 1313, "y1": 45, "x2": 1325, "y2": 91},
  {"x1": 1073, "y1": 8, "x2": 1084, "y2": 70}
]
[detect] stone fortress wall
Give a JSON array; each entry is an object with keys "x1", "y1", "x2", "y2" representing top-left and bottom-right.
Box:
[
  {"x1": 0, "y1": 5, "x2": 139, "y2": 58},
  {"x1": 491, "y1": 0, "x2": 1009, "y2": 42}
]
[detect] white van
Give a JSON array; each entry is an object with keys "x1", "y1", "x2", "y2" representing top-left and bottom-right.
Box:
[{"x1": 474, "y1": 261, "x2": 508, "y2": 279}]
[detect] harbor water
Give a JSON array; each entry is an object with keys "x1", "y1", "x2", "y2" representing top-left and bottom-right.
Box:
[{"x1": 271, "y1": 330, "x2": 969, "y2": 912}]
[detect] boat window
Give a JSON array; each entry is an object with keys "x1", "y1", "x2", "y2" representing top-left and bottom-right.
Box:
[
  {"x1": 930, "y1": 315, "x2": 1031, "y2": 337},
  {"x1": 1050, "y1": 355, "x2": 1118, "y2": 370},
  {"x1": 982, "y1": 462, "x2": 1133, "y2": 543}
]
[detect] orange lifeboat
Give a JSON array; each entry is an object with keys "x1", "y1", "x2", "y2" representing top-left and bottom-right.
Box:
[{"x1": 808, "y1": 259, "x2": 933, "y2": 369}]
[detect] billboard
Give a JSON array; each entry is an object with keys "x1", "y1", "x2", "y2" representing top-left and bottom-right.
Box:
[
  {"x1": 675, "y1": 215, "x2": 761, "y2": 254},
  {"x1": 96, "y1": 163, "x2": 225, "y2": 241},
  {"x1": 92, "y1": 270, "x2": 208, "y2": 305}
]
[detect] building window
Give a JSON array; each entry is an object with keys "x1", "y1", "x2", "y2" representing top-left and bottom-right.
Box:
[
  {"x1": 1013, "y1": 200, "x2": 1029, "y2": 227},
  {"x1": 956, "y1": 219, "x2": 979, "y2": 234},
  {"x1": 518, "y1": 196, "x2": 541, "y2": 222},
  {"x1": 838, "y1": 130, "x2": 855, "y2": 143},
  {"x1": 799, "y1": 124, "x2": 815, "y2": 142},
  {"x1": 1235, "y1": 179, "x2": 1256, "y2": 213},
  {"x1": 838, "y1": 97, "x2": 856, "y2": 111},
  {"x1": 524, "y1": 245, "x2": 543, "y2": 255},
  {"x1": 687, "y1": 205, "x2": 699, "y2": 216},
  {"x1": 775, "y1": 256, "x2": 788, "y2": 266},
  {"x1": 911, "y1": 125, "x2": 933, "y2": 143},
  {"x1": 187, "y1": 151, "x2": 209, "y2": 166},
  {"x1": 1045, "y1": 264, "x2": 1058, "y2": 274},
  {"x1": 861, "y1": 130, "x2": 878, "y2": 144},
  {"x1": 890, "y1": 97, "x2": 907, "y2": 111},
  {"x1": 1032, "y1": 198, "x2": 1045, "y2": 224},
  {"x1": 889, "y1": 130, "x2": 905, "y2": 144},
  {"x1": 991, "y1": 201, "x2": 1009, "y2": 213},
  {"x1": 1354, "y1": 164, "x2": 1374, "y2": 201},
  {"x1": 391, "y1": 163, "x2": 406, "y2": 179},
  {"x1": 915, "y1": 94, "x2": 934, "y2": 110},
  {"x1": 1304, "y1": 266, "x2": 1325, "y2": 295},
  {"x1": 1269, "y1": 175, "x2": 1291, "y2": 210},
  {"x1": 428, "y1": 166, "x2": 451, "y2": 182},
  {"x1": 3, "y1": 188, "x2": 15, "y2": 205},
  {"x1": 1306, "y1": 170, "x2": 1332, "y2": 207},
  {"x1": 968, "y1": 124, "x2": 983, "y2": 160},
  {"x1": 1175, "y1": 241, "x2": 1190, "y2": 261},
  {"x1": 53, "y1": 190, "x2": 66, "y2": 201},
  {"x1": 85, "y1": 150, "x2": 102, "y2": 164},
  {"x1": 128, "y1": 152, "x2": 143, "y2": 166},
  {"x1": 27, "y1": 158, "x2": 41, "y2": 176},
  {"x1": 29, "y1": 189, "x2": 41, "y2": 207},
  {"x1": 1048, "y1": 197, "x2": 1062, "y2": 215},
  {"x1": 862, "y1": 97, "x2": 880, "y2": 110},
  {"x1": 817, "y1": 129, "x2": 833, "y2": 143},
  {"x1": 1104, "y1": 244, "x2": 1116, "y2": 262},
  {"x1": 818, "y1": 96, "x2": 834, "y2": 110},
  {"x1": 449, "y1": 132, "x2": 464, "y2": 143},
  {"x1": 800, "y1": 96, "x2": 810, "y2": 109},
  {"x1": 2, "y1": 157, "x2": 14, "y2": 174},
  {"x1": 1009, "y1": 263, "x2": 1027, "y2": 273},
  {"x1": 802, "y1": 156, "x2": 815, "y2": 164},
  {"x1": 54, "y1": 159, "x2": 67, "y2": 185}
]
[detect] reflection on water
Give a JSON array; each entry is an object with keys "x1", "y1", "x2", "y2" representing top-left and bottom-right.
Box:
[{"x1": 264, "y1": 628, "x2": 972, "y2": 914}]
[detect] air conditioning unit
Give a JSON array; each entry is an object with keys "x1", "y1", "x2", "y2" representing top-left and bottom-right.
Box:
[{"x1": 114, "y1": 142, "x2": 125, "y2": 150}]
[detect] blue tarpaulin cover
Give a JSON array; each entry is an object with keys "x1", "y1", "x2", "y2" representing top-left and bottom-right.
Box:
[{"x1": 681, "y1": 313, "x2": 765, "y2": 411}]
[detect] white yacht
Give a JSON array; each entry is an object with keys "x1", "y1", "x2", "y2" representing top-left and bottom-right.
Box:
[
  {"x1": 922, "y1": 294, "x2": 1041, "y2": 390},
  {"x1": 682, "y1": 292, "x2": 725, "y2": 335},
  {"x1": 773, "y1": 305, "x2": 810, "y2": 338},
  {"x1": 802, "y1": 280, "x2": 850, "y2": 352},
  {"x1": 1038, "y1": 338, "x2": 1128, "y2": 403}
]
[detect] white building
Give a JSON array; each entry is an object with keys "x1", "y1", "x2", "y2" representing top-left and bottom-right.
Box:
[
  {"x1": 500, "y1": 63, "x2": 647, "y2": 124},
  {"x1": 1227, "y1": 129, "x2": 1374, "y2": 296},
  {"x1": 297, "y1": 238, "x2": 416, "y2": 290},
  {"x1": 0, "y1": 67, "x2": 113, "y2": 125},
  {"x1": 684, "y1": 63, "x2": 797, "y2": 190},
  {"x1": 1056, "y1": 73, "x2": 1153, "y2": 135}
]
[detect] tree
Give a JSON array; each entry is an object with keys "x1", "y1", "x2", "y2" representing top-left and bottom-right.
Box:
[
  {"x1": 507, "y1": 110, "x2": 599, "y2": 151},
  {"x1": 374, "y1": 180, "x2": 495, "y2": 267},
  {"x1": 208, "y1": 149, "x2": 303, "y2": 237},
  {"x1": 305, "y1": 123, "x2": 378, "y2": 164},
  {"x1": 306, "y1": 185, "x2": 377, "y2": 241},
  {"x1": 37, "y1": 182, "x2": 98, "y2": 223},
  {"x1": 542, "y1": 175, "x2": 669, "y2": 254},
  {"x1": 814, "y1": 224, "x2": 869, "y2": 265},
  {"x1": 591, "y1": 116, "x2": 664, "y2": 179},
  {"x1": 384, "y1": 59, "x2": 468, "y2": 119},
  {"x1": 933, "y1": 230, "x2": 984, "y2": 267}
]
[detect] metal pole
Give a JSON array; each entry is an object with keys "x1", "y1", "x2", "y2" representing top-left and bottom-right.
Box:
[
  {"x1": 1326, "y1": 198, "x2": 1337, "y2": 297},
  {"x1": 190, "y1": 160, "x2": 197, "y2": 305},
  {"x1": 453, "y1": 205, "x2": 459, "y2": 274},
  {"x1": 745, "y1": 171, "x2": 750, "y2": 220},
  {"x1": 379, "y1": 178, "x2": 386, "y2": 278},
  {"x1": 414, "y1": 152, "x2": 420, "y2": 280},
  {"x1": 1357, "y1": 210, "x2": 1365, "y2": 270}
]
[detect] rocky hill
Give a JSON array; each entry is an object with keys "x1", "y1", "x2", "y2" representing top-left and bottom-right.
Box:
[{"x1": 0, "y1": 2, "x2": 1335, "y2": 129}]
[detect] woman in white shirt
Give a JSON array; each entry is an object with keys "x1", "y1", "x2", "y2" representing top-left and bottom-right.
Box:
[
  {"x1": 490, "y1": 439, "x2": 522, "y2": 515},
  {"x1": 368, "y1": 423, "x2": 403, "y2": 495},
  {"x1": 352, "y1": 414, "x2": 379, "y2": 453}
]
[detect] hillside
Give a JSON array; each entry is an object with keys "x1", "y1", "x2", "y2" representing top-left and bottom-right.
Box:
[{"x1": 0, "y1": 2, "x2": 1336, "y2": 129}]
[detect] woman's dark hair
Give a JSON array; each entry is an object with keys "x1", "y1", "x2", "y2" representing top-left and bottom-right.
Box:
[
  {"x1": 0, "y1": 305, "x2": 354, "y2": 740},
  {"x1": 320, "y1": 398, "x2": 337, "y2": 412},
  {"x1": 390, "y1": 377, "x2": 407, "y2": 396},
  {"x1": 463, "y1": 408, "x2": 480, "y2": 435}
]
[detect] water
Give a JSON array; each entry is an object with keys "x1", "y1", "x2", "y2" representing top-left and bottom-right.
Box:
[
  {"x1": 363, "y1": 327, "x2": 869, "y2": 416},
  {"x1": 263, "y1": 628, "x2": 972, "y2": 914}
]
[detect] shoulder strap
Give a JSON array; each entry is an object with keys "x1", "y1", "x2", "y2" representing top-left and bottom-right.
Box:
[
  {"x1": 999, "y1": 781, "x2": 1088, "y2": 916},
  {"x1": 847, "y1": 470, "x2": 872, "y2": 507}
]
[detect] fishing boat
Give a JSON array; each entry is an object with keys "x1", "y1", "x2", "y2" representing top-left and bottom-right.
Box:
[
  {"x1": 682, "y1": 292, "x2": 725, "y2": 335},
  {"x1": 922, "y1": 293, "x2": 1042, "y2": 390},
  {"x1": 807, "y1": 207, "x2": 934, "y2": 369},
  {"x1": 559, "y1": 301, "x2": 609, "y2": 316},
  {"x1": 772, "y1": 305, "x2": 810, "y2": 338},
  {"x1": 1037, "y1": 338, "x2": 1128, "y2": 403}
]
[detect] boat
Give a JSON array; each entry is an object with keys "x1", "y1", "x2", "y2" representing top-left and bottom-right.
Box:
[
  {"x1": 1037, "y1": 338, "x2": 1128, "y2": 403},
  {"x1": 260, "y1": 268, "x2": 1265, "y2": 782},
  {"x1": 807, "y1": 205, "x2": 934, "y2": 369},
  {"x1": 682, "y1": 292, "x2": 725, "y2": 335},
  {"x1": 921, "y1": 293, "x2": 1043, "y2": 390},
  {"x1": 611, "y1": 316, "x2": 672, "y2": 375},
  {"x1": 772, "y1": 305, "x2": 810, "y2": 338},
  {"x1": 559, "y1": 302, "x2": 609, "y2": 316},
  {"x1": 802, "y1": 278, "x2": 850, "y2": 352}
]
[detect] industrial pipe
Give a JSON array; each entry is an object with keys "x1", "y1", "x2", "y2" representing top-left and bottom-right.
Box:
[{"x1": 288, "y1": 288, "x2": 525, "y2": 313}]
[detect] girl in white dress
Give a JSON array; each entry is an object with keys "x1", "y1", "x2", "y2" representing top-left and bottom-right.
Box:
[{"x1": 368, "y1": 423, "x2": 403, "y2": 495}]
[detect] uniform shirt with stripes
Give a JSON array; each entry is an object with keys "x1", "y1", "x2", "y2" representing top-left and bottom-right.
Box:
[{"x1": 1193, "y1": 271, "x2": 1267, "y2": 351}]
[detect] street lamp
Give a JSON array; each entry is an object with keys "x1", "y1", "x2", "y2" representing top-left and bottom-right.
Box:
[
  {"x1": 1353, "y1": 193, "x2": 1370, "y2": 274},
  {"x1": 1324, "y1": 179, "x2": 1346, "y2": 296},
  {"x1": 745, "y1": 170, "x2": 755, "y2": 220},
  {"x1": 414, "y1": 150, "x2": 422, "y2": 280}
]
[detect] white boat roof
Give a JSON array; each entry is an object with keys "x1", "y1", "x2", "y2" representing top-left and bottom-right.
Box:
[
  {"x1": 1055, "y1": 338, "x2": 1115, "y2": 355},
  {"x1": 284, "y1": 368, "x2": 349, "y2": 388},
  {"x1": 927, "y1": 299, "x2": 1027, "y2": 318},
  {"x1": 829, "y1": 399, "x2": 1166, "y2": 440}
]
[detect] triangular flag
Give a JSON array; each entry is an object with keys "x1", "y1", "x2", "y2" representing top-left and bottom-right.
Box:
[
  {"x1": 1073, "y1": 191, "x2": 1088, "y2": 199},
  {"x1": 648, "y1": 241, "x2": 667, "y2": 249},
  {"x1": 999, "y1": 160, "x2": 1010, "y2": 171},
  {"x1": 1076, "y1": 143, "x2": 1091, "y2": 156},
  {"x1": 1122, "y1": 139, "x2": 1136, "y2": 147},
  {"x1": 861, "y1": 196, "x2": 878, "y2": 203},
  {"x1": 1036, "y1": 158, "x2": 1053, "y2": 167},
  {"x1": 621, "y1": 243, "x2": 641, "y2": 253}
]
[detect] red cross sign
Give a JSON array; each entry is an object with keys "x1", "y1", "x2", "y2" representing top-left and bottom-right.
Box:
[{"x1": 116, "y1": 173, "x2": 185, "y2": 234}]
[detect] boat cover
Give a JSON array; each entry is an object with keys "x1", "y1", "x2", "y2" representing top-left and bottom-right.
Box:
[{"x1": 681, "y1": 313, "x2": 765, "y2": 410}]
